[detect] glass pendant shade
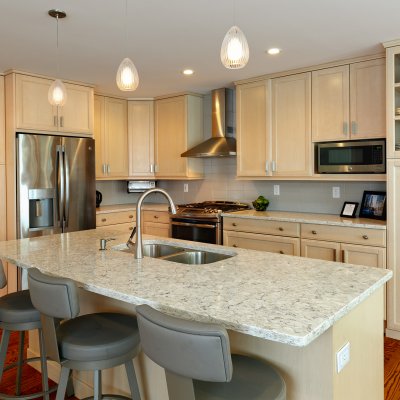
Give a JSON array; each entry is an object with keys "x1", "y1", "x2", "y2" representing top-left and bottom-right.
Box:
[
  {"x1": 220, "y1": 25, "x2": 249, "y2": 69},
  {"x1": 48, "y1": 79, "x2": 67, "y2": 106},
  {"x1": 116, "y1": 57, "x2": 139, "y2": 91}
]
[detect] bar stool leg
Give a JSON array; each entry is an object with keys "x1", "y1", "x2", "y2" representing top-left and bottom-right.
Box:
[
  {"x1": 15, "y1": 331, "x2": 25, "y2": 396},
  {"x1": 0, "y1": 330, "x2": 10, "y2": 382},
  {"x1": 38, "y1": 328, "x2": 50, "y2": 400},
  {"x1": 66, "y1": 371, "x2": 75, "y2": 398},
  {"x1": 56, "y1": 366, "x2": 70, "y2": 400},
  {"x1": 125, "y1": 360, "x2": 141, "y2": 400},
  {"x1": 94, "y1": 370, "x2": 102, "y2": 400}
]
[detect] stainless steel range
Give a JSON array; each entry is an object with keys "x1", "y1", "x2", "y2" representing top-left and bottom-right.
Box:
[{"x1": 170, "y1": 201, "x2": 250, "y2": 245}]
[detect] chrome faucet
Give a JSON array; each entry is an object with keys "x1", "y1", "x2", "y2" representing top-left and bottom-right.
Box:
[{"x1": 134, "y1": 188, "x2": 177, "y2": 259}]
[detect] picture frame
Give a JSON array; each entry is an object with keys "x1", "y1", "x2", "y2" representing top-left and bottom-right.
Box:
[
  {"x1": 340, "y1": 202, "x2": 359, "y2": 218},
  {"x1": 359, "y1": 191, "x2": 386, "y2": 220}
]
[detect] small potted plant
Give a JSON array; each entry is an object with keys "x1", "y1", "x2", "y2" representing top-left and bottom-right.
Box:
[{"x1": 252, "y1": 195, "x2": 269, "y2": 211}]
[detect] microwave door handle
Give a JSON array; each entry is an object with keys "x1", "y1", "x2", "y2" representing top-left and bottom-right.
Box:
[
  {"x1": 64, "y1": 150, "x2": 70, "y2": 228},
  {"x1": 171, "y1": 221, "x2": 216, "y2": 229}
]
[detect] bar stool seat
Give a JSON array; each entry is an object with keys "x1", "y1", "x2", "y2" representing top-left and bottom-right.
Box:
[
  {"x1": 136, "y1": 304, "x2": 286, "y2": 400},
  {"x1": 0, "y1": 262, "x2": 55, "y2": 400},
  {"x1": 28, "y1": 267, "x2": 142, "y2": 400}
]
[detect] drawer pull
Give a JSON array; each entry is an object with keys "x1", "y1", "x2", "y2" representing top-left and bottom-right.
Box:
[
  {"x1": 362, "y1": 234, "x2": 368, "y2": 240},
  {"x1": 128, "y1": 215, "x2": 134, "y2": 219},
  {"x1": 278, "y1": 227, "x2": 284, "y2": 231},
  {"x1": 232, "y1": 244, "x2": 238, "y2": 248},
  {"x1": 154, "y1": 215, "x2": 159, "y2": 219},
  {"x1": 311, "y1": 230, "x2": 317, "y2": 235},
  {"x1": 101, "y1": 218, "x2": 107, "y2": 222},
  {"x1": 279, "y1": 250, "x2": 284, "y2": 254},
  {"x1": 129, "y1": 227, "x2": 134, "y2": 231},
  {"x1": 232, "y1": 222, "x2": 237, "y2": 227}
]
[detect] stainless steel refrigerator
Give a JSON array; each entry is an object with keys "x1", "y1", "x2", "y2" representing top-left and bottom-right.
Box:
[{"x1": 16, "y1": 133, "x2": 96, "y2": 240}]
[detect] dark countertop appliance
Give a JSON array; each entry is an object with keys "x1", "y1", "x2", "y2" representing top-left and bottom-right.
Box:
[{"x1": 170, "y1": 201, "x2": 250, "y2": 245}]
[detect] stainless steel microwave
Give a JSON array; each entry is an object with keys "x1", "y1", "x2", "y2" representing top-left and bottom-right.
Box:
[{"x1": 317, "y1": 140, "x2": 386, "y2": 174}]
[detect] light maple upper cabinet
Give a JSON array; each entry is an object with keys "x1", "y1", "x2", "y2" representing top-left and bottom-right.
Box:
[
  {"x1": 236, "y1": 81, "x2": 269, "y2": 177},
  {"x1": 312, "y1": 59, "x2": 385, "y2": 142},
  {"x1": 0, "y1": 76, "x2": 4, "y2": 165},
  {"x1": 154, "y1": 94, "x2": 203, "y2": 178},
  {"x1": 128, "y1": 100, "x2": 155, "y2": 178},
  {"x1": 94, "y1": 95, "x2": 128, "y2": 179},
  {"x1": 271, "y1": 72, "x2": 312, "y2": 176},
  {"x1": 14, "y1": 73, "x2": 93, "y2": 135}
]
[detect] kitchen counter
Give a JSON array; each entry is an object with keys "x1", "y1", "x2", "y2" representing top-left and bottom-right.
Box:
[
  {"x1": 222, "y1": 210, "x2": 386, "y2": 229},
  {"x1": 0, "y1": 230, "x2": 390, "y2": 400},
  {"x1": 96, "y1": 203, "x2": 169, "y2": 214}
]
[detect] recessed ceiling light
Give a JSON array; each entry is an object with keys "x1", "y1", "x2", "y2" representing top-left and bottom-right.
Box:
[
  {"x1": 267, "y1": 48, "x2": 281, "y2": 55},
  {"x1": 182, "y1": 69, "x2": 194, "y2": 75}
]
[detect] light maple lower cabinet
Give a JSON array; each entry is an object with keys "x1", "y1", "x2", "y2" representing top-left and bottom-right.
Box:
[
  {"x1": 13, "y1": 73, "x2": 93, "y2": 135},
  {"x1": 143, "y1": 211, "x2": 170, "y2": 238},
  {"x1": 154, "y1": 94, "x2": 203, "y2": 179},
  {"x1": 94, "y1": 95, "x2": 128, "y2": 179},
  {"x1": 96, "y1": 210, "x2": 135, "y2": 234}
]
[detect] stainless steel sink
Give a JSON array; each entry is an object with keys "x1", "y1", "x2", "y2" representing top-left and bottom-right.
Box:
[
  {"x1": 162, "y1": 250, "x2": 233, "y2": 265},
  {"x1": 116, "y1": 242, "x2": 235, "y2": 265},
  {"x1": 119, "y1": 243, "x2": 185, "y2": 257}
]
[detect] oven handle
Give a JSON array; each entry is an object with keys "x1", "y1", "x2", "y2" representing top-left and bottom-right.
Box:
[{"x1": 171, "y1": 221, "x2": 216, "y2": 229}]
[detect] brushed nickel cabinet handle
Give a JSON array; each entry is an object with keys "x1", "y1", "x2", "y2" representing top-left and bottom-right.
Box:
[
  {"x1": 279, "y1": 250, "x2": 284, "y2": 254},
  {"x1": 128, "y1": 215, "x2": 134, "y2": 219},
  {"x1": 278, "y1": 227, "x2": 284, "y2": 231},
  {"x1": 101, "y1": 218, "x2": 106, "y2": 222},
  {"x1": 312, "y1": 230, "x2": 317, "y2": 235},
  {"x1": 362, "y1": 234, "x2": 368, "y2": 240},
  {"x1": 232, "y1": 222, "x2": 237, "y2": 227},
  {"x1": 232, "y1": 244, "x2": 238, "y2": 248},
  {"x1": 60, "y1": 116, "x2": 64, "y2": 127},
  {"x1": 54, "y1": 115, "x2": 57, "y2": 127}
]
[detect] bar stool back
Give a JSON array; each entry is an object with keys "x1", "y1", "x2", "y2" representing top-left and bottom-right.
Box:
[
  {"x1": 0, "y1": 261, "x2": 54, "y2": 400},
  {"x1": 28, "y1": 267, "x2": 142, "y2": 400},
  {"x1": 136, "y1": 304, "x2": 286, "y2": 400}
]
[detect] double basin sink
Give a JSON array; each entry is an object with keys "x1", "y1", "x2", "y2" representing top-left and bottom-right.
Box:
[{"x1": 117, "y1": 242, "x2": 235, "y2": 265}]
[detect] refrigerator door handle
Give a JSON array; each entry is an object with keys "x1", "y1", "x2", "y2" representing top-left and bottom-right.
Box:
[
  {"x1": 56, "y1": 145, "x2": 65, "y2": 228},
  {"x1": 64, "y1": 150, "x2": 70, "y2": 228}
]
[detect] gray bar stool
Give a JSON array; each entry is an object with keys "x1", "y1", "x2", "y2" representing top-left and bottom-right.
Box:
[
  {"x1": 136, "y1": 304, "x2": 286, "y2": 400},
  {"x1": 0, "y1": 261, "x2": 55, "y2": 400},
  {"x1": 28, "y1": 267, "x2": 142, "y2": 400}
]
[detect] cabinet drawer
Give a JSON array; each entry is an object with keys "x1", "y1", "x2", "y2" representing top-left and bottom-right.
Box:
[
  {"x1": 96, "y1": 222, "x2": 135, "y2": 233},
  {"x1": 143, "y1": 222, "x2": 170, "y2": 238},
  {"x1": 143, "y1": 210, "x2": 170, "y2": 224},
  {"x1": 223, "y1": 217, "x2": 300, "y2": 237},
  {"x1": 301, "y1": 223, "x2": 386, "y2": 247},
  {"x1": 96, "y1": 211, "x2": 135, "y2": 227},
  {"x1": 223, "y1": 231, "x2": 300, "y2": 256}
]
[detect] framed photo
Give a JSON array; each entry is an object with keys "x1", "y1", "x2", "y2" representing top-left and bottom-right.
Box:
[
  {"x1": 359, "y1": 191, "x2": 386, "y2": 220},
  {"x1": 340, "y1": 202, "x2": 359, "y2": 218}
]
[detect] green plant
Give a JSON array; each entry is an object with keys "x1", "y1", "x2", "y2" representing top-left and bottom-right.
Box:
[{"x1": 252, "y1": 195, "x2": 269, "y2": 211}]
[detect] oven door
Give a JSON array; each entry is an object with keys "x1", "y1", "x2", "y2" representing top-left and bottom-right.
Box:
[{"x1": 171, "y1": 218, "x2": 221, "y2": 245}]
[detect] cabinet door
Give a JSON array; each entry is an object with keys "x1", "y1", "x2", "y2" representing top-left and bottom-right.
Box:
[
  {"x1": 312, "y1": 65, "x2": 350, "y2": 142},
  {"x1": 0, "y1": 76, "x2": 4, "y2": 164},
  {"x1": 128, "y1": 101, "x2": 155, "y2": 177},
  {"x1": 271, "y1": 73, "x2": 311, "y2": 176},
  {"x1": 155, "y1": 96, "x2": 187, "y2": 177},
  {"x1": 94, "y1": 96, "x2": 106, "y2": 178},
  {"x1": 349, "y1": 59, "x2": 386, "y2": 139},
  {"x1": 105, "y1": 97, "x2": 128, "y2": 178},
  {"x1": 236, "y1": 81, "x2": 269, "y2": 177},
  {"x1": 60, "y1": 84, "x2": 93, "y2": 134},
  {"x1": 143, "y1": 222, "x2": 170, "y2": 238},
  {"x1": 301, "y1": 239, "x2": 341, "y2": 261},
  {"x1": 341, "y1": 243, "x2": 386, "y2": 268},
  {"x1": 223, "y1": 230, "x2": 300, "y2": 256},
  {"x1": 15, "y1": 74, "x2": 57, "y2": 131}
]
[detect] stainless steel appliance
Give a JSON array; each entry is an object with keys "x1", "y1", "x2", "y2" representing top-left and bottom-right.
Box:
[
  {"x1": 317, "y1": 139, "x2": 386, "y2": 174},
  {"x1": 170, "y1": 201, "x2": 250, "y2": 245},
  {"x1": 16, "y1": 133, "x2": 96, "y2": 239}
]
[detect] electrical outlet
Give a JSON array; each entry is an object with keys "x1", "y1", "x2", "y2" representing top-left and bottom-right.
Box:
[
  {"x1": 336, "y1": 342, "x2": 350, "y2": 373},
  {"x1": 183, "y1": 183, "x2": 189, "y2": 193},
  {"x1": 332, "y1": 186, "x2": 340, "y2": 199},
  {"x1": 273, "y1": 185, "x2": 280, "y2": 196}
]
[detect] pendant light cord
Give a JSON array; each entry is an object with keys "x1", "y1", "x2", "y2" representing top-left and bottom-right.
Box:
[
  {"x1": 124, "y1": 0, "x2": 128, "y2": 55},
  {"x1": 56, "y1": 14, "x2": 60, "y2": 75}
]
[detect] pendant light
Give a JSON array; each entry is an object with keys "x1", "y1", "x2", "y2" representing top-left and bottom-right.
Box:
[
  {"x1": 48, "y1": 9, "x2": 67, "y2": 106},
  {"x1": 116, "y1": 0, "x2": 139, "y2": 91},
  {"x1": 220, "y1": 2, "x2": 249, "y2": 69}
]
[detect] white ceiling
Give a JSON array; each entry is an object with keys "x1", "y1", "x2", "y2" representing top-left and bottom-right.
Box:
[{"x1": 0, "y1": 0, "x2": 399, "y2": 98}]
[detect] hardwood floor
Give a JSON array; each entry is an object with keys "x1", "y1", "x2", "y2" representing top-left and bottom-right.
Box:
[{"x1": 1, "y1": 332, "x2": 400, "y2": 399}]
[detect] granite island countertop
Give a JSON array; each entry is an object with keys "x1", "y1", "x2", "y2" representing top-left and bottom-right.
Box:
[
  {"x1": 222, "y1": 210, "x2": 386, "y2": 229},
  {"x1": 0, "y1": 229, "x2": 391, "y2": 347}
]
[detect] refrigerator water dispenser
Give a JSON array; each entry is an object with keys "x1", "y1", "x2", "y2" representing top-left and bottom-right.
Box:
[{"x1": 28, "y1": 189, "x2": 55, "y2": 229}]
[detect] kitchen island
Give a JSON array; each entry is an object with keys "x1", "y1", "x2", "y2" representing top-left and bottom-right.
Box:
[{"x1": 0, "y1": 228, "x2": 391, "y2": 400}]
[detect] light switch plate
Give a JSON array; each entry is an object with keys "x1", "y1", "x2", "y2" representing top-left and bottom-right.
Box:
[
  {"x1": 332, "y1": 186, "x2": 340, "y2": 198},
  {"x1": 274, "y1": 185, "x2": 280, "y2": 196},
  {"x1": 336, "y1": 342, "x2": 350, "y2": 373},
  {"x1": 183, "y1": 183, "x2": 189, "y2": 193}
]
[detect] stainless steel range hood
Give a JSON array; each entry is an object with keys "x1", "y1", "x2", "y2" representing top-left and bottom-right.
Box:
[{"x1": 181, "y1": 88, "x2": 236, "y2": 158}]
